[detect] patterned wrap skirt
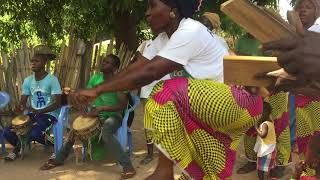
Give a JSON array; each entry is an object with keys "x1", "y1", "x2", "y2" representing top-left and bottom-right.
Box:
[
  {"x1": 244, "y1": 92, "x2": 291, "y2": 166},
  {"x1": 295, "y1": 95, "x2": 320, "y2": 176},
  {"x1": 144, "y1": 78, "x2": 263, "y2": 180}
]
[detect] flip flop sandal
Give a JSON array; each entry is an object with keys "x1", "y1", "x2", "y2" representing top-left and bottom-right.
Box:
[
  {"x1": 4, "y1": 152, "x2": 17, "y2": 162},
  {"x1": 139, "y1": 156, "x2": 153, "y2": 165},
  {"x1": 39, "y1": 160, "x2": 62, "y2": 171},
  {"x1": 49, "y1": 153, "x2": 56, "y2": 160},
  {"x1": 120, "y1": 170, "x2": 136, "y2": 180}
]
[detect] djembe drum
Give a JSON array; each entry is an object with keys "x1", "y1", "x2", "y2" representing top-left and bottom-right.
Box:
[
  {"x1": 72, "y1": 115, "x2": 102, "y2": 162},
  {"x1": 12, "y1": 115, "x2": 32, "y2": 136},
  {"x1": 72, "y1": 115, "x2": 101, "y2": 141},
  {"x1": 11, "y1": 115, "x2": 33, "y2": 159}
]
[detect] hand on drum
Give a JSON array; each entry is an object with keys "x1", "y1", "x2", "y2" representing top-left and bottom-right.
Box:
[
  {"x1": 86, "y1": 107, "x2": 102, "y2": 117},
  {"x1": 68, "y1": 89, "x2": 98, "y2": 110}
]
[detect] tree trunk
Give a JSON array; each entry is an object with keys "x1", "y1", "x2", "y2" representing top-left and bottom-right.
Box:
[{"x1": 113, "y1": 11, "x2": 138, "y2": 51}]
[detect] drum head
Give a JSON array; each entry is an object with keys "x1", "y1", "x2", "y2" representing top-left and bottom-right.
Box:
[
  {"x1": 12, "y1": 115, "x2": 30, "y2": 125},
  {"x1": 73, "y1": 115, "x2": 97, "y2": 131}
]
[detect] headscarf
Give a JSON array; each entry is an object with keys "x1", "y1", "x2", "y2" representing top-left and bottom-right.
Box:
[
  {"x1": 294, "y1": 0, "x2": 320, "y2": 18},
  {"x1": 160, "y1": 0, "x2": 203, "y2": 18},
  {"x1": 203, "y1": 12, "x2": 221, "y2": 30}
]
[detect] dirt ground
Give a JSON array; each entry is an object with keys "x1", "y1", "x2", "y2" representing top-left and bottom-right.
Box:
[{"x1": 0, "y1": 104, "x2": 296, "y2": 180}]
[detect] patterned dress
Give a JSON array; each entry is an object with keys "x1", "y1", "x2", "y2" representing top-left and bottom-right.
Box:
[
  {"x1": 144, "y1": 78, "x2": 263, "y2": 179},
  {"x1": 295, "y1": 95, "x2": 320, "y2": 176}
]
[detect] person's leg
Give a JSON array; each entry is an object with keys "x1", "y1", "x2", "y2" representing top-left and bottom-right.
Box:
[
  {"x1": 40, "y1": 130, "x2": 76, "y2": 170},
  {"x1": 29, "y1": 114, "x2": 56, "y2": 145},
  {"x1": 140, "y1": 129, "x2": 154, "y2": 165},
  {"x1": 101, "y1": 116, "x2": 135, "y2": 175},
  {"x1": 140, "y1": 99, "x2": 154, "y2": 165},
  {"x1": 145, "y1": 152, "x2": 174, "y2": 180},
  {"x1": 3, "y1": 126, "x2": 19, "y2": 147},
  {"x1": 53, "y1": 130, "x2": 76, "y2": 164},
  {"x1": 3, "y1": 126, "x2": 21, "y2": 160},
  {"x1": 258, "y1": 170, "x2": 267, "y2": 180}
]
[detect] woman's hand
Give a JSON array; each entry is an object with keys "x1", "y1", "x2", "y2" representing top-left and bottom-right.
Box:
[
  {"x1": 69, "y1": 89, "x2": 98, "y2": 109},
  {"x1": 87, "y1": 107, "x2": 103, "y2": 117},
  {"x1": 262, "y1": 32, "x2": 320, "y2": 81}
]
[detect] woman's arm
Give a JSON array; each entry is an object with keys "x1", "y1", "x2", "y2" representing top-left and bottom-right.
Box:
[
  {"x1": 87, "y1": 92, "x2": 128, "y2": 117},
  {"x1": 97, "y1": 92, "x2": 128, "y2": 112},
  {"x1": 71, "y1": 53, "x2": 182, "y2": 106},
  {"x1": 96, "y1": 54, "x2": 181, "y2": 94}
]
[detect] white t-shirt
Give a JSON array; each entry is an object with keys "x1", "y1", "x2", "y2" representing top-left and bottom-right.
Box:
[
  {"x1": 309, "y1": 17, "x2": 320, "y2": 33},
  {"x1": 214, "y1": 34, "x2": 230, "y2": 50},
  {"x1": 144, "y1": 18, "x2": 228, "y2": 82},
  {"x1": 140, "y1": 40, "x2": 170, "y2": 99}
]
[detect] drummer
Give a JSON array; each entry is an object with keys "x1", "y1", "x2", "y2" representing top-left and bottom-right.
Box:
[
  {"x1": 40, "y1": 54, "x2": 136, "y2": 179},
  {"x1": 3, "y1": 45, "x2": 62, "y2": 161}
]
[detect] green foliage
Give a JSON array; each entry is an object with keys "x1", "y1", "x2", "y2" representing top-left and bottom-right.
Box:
[
  {"x1": 0, "y1": 0, "x2": 147, "y2": 50},
  {"x1": 0, "y1": 0, "x2": 279, "y2": 51}
]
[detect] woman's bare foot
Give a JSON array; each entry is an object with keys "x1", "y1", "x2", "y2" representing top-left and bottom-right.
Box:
[
  {"x1": 145, "y1": 152, "x2": 174, "y2": 180},
  {"x1": 144, "y1": 171, "x2": 174, "y2": 180}
]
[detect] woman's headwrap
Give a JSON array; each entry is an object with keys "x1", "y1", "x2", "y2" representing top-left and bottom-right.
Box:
[
  {"x1": 160, "y1": 0, "x2": 203, "y2": 18},
  {"x1": 203, "y1": 12, "x2": 221, "y2": 30},
  {"x1": 294, "y1": 0, "x2": 320, "y2": 18}
]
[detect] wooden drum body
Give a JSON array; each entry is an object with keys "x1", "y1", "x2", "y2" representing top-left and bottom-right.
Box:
[{"x1": 73, "y1": 115, "x2": 101, "y2": 141}]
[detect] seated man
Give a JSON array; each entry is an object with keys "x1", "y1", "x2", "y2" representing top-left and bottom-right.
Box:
[
  {"x1": 40, "y1": 54, "x2": 136, "y2": 179},
  {"x1": 4, "y1": 45, "x2": 62, "y2": 161}
]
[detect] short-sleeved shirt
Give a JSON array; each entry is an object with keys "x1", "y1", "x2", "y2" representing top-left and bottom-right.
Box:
[
  {"x1": 140, "y1": 40, "x2": 171, "y2": 98},
  {"x1": 309, "y1": 17, "x2": 320, "y2": 33},
  {"x1": 235, "y1": 35, "x2": 262, "y2": 56},
  {"x1": 86, "y1": 73, "x2": 122, "y2": 119},
  {"x1": 22, "y1": 74, "x2": 62, "y2": 119},
  {"x1": 143, "y1": 18, "x2": 228, "y2": 82}
]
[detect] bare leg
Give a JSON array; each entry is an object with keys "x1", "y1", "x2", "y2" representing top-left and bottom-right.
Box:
[
  {"x1": 258, "y1": 170, "x2": 266, "y2": 180},
  {"x1": 144, "y1": 152, "x2": 174, "y2": 180}
]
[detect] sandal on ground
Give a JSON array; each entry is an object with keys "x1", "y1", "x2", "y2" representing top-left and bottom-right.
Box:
[
  {"x1": 4, "y1": 152, "x2": 18, "y2": 162},
  {"x1": 49, "y1": 153, "x2": 56, "y2": 160},
  {"x1": 39, "y1": 159, "x2": 63, "y2": 171},
  {"x1": 237, "y1": 162, "x2": 257, "y2": 174},
  {"x1": 139, "y1": 155, "x2": 153, "y2": 165},
  {"x1": 120, "y1": 170, "x2": 136, "y2": 179}
]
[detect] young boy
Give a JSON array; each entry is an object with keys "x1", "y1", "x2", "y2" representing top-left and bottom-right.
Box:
[
  {"x1": 40, "y1": 54, "x2": 136, "y2": 179},
  {"x1": 4, "y1": 45, "x2": 62, "y2": 161},
  {"x1": 254, "y1": 102, "x2": 277, "y2": 180},
  {"x1": 295, "y1": 134, "x2": 320, "y2": 180}
]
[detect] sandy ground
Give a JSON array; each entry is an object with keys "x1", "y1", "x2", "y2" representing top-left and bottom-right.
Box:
[{"x1": 0, "y1": 104, "x2": 296, "y2": 180}]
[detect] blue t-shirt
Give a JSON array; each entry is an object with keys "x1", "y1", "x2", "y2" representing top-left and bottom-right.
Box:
[{"x1": 22, "y1": 74, "x2": 62, "y2": 119}]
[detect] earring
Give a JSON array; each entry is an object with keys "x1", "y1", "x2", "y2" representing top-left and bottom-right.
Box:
[{"x1": 169, "y1": 11, "x2": 176, "y2": 18}]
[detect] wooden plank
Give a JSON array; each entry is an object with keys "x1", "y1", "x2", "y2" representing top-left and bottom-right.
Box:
[
  {"x1": 224, "y1": 55, "x2": 280, "y2": 87},
  {"x1": 221, "y1": 0, "x2": 297, "y2": 43}
]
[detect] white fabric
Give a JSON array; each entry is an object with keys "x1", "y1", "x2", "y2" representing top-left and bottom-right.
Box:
[
  {"x1": 254, "y1": 122, "x2": 276, "y2": 157},
  {"x1": 153, "y1": 18, "x2": 228, "y2": 82},
  {"x1": 308, "y1": 17, "x2": 320, "y2": 32},
  {"x1": 140, "y1": 40, "x2": 170, "y2": 99},
  {"x1": 214, "y1": 34, "x2": 229, "y2": 50}
]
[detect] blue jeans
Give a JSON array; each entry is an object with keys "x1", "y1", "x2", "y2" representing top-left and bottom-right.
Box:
[{"x1": 4, "y1": 114, "x2": 56, "y2": 148}]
